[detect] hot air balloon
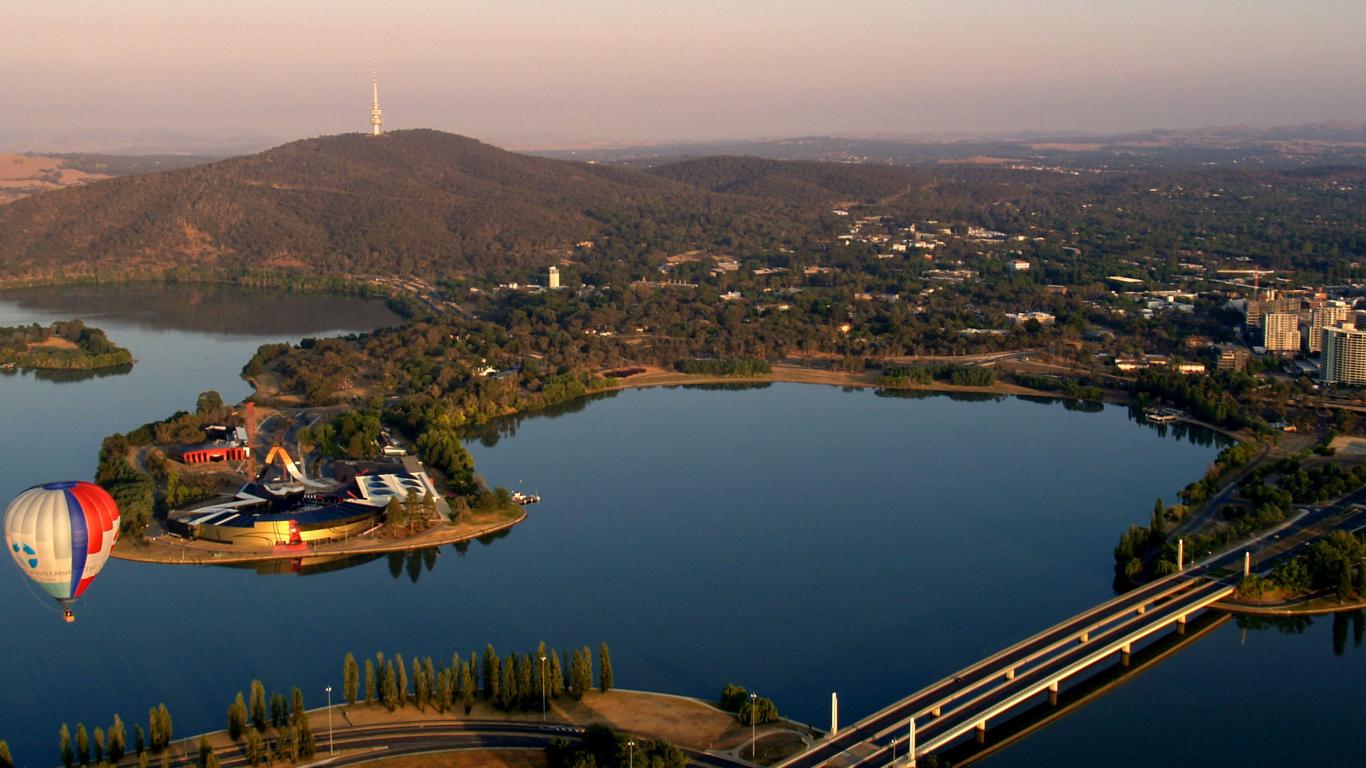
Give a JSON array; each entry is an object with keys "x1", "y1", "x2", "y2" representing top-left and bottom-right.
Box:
[{"x1": 4, "y1": 481, "x2": 120, "y2": 622}]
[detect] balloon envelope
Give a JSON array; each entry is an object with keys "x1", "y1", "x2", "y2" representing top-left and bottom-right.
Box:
[{"x1": 4, "y1": 481, "x2": 120, "y2": 607}]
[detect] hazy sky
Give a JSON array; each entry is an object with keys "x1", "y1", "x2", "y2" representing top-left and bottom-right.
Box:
[{"x1": 3, "y1": 0, "x2": 1364, "y2": 152}]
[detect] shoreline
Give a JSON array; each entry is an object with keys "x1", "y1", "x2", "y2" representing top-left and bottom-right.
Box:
[
  {"x1": 594, "y1": 364, "x2": 1250, "y2": 442},
  {"x1": 111, "y1": 508, "x2": 526, "y2": 566}
]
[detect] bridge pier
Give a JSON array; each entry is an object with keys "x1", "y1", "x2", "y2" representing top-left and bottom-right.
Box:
[
  {"x1": 1136, "y1": 604, "x2": 1147, "y2": 615},
  {"x1": 907, "y1": 717, "x2": 916, "y2": 768},
  {"x1": 1120, "y1": 642, "x2": 1131, "y2": 667},
  {"x1": 1005, "y1": 668, "x2": 1015, "y2": 680},
  {"x1": 975, "y1": 721, "x2": 987, "y2": 744},
  {"x1": 1047, "y1": 680, "x2": 1059, "y2": 706},
  {"x1": 931, "y1": 705, "x2": 941, "y2": 718},
  {"x1": 1177, "y1": 613, "x2": 1188, "y2": 635},
  {"x1": 1079, "y1": 630, "x2": 1089, "y2": 643}
]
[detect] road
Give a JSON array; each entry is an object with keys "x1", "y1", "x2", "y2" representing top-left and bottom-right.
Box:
[{"x1": 198, "y1": 718, "x2": 755, "y2": 768}]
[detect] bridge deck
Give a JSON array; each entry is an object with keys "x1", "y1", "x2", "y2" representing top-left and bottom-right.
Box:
[{"x1": 778, "y1": 570, "x2": 1231, "y2": 768}]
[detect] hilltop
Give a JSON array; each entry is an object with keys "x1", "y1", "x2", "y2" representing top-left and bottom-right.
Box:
[{"x1": 0, "y1": 130, "x2": 915, "y2": 282}]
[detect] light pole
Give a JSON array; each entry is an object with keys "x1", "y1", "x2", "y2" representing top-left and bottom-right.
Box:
[
  {"x1": 540, "y1": 654, "x2": 548, "y2": 722},
  {"x1": 749, "y1": 692, "x2": 758, "y2": 761},
  {"x1": 627, "y1": 740, "x2": 636, "y2": 768},
  {"x1": 325, "y1": 685, "x2": 334, "y2": 756}
]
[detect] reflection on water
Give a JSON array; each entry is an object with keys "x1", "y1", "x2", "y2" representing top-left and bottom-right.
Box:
[
  {"x1": 1, "y1": 362, "x2": 135, "y2": 383},
  {"x1": 0, "y1": 283, "x2": 400, "y2": 336},
  {"x1": 216, "y1": 552, "x2": 384, "y2": 576},
  {"x1": 875, "y1": 388, "x2": 1007, "y2": 403},
  {"x1": 1235, "y1": 610, "x2": 1366, "y2": 656}
]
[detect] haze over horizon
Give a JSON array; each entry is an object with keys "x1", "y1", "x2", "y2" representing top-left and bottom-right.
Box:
[{"x1": 4, "y1": 0, "x2": 1365, "y2": 154}]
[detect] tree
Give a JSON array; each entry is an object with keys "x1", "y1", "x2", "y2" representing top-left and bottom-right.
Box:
[
  {"x1": 76, "y1": 724, "x2": 89, "y2": 766},
  {"x1": 498, "y1": 655, "x2": 517, "y2": 710},
  {"x1": 270, "y1": 693, "x2": 287, "y2": 728},
  {"x1": 0, "y1": 739, "x2": 12, "y2": 768},
  {"x1": 290, "y1": 688, "x2": 306, "y2": 726},
  {"x1": 196, "y1": 736, "x2": 211, "y2": 768},
  {"x1": 344, "y1": 652, "x2": 361, "y2": 705},
  {"x1": 483, "y1": 645, "x2": 498, "y2": 700},
  {"x1": 461, "y1": 662, "x2": 476, "y2": 715},
  {"x1": 414, "y1": 656, "x2": 428, "y2": 711},
  {"x1": 156, "y1": 705, "x2": 172, "y2": 751},
  {"x1": 60, "y1": 723, "x2": 73, "y2": 768},
  {"x1": 296, "y1": 711, "x2": 316, "y2": 759},
  {"x1": 196, "y1": 390, "x2": 224, "y2": 416},
  {"x1": 719, "y1": 685, "x2": 749, "y2": 712},
  {"x1": 228, "y1": 692, "x2": 247, "y2": 740},
  {"x1": 382, "y1": 661, "x2": 398, "y2": 711},
  {"x1": 365, "y1": 658, "x2": 377, "y2": 704},
  {"x1": 599, "y1": 643, "x2": 614, "y2": 693},
  {"x1": 93, "y1": 726, "x2": 105, "y2": 763},
  {"x1": 383, "y1": 497, "x2": 405, "y2": 529},
  {"x1": 244, "y1": 729, "x2": 264, "y2": 767},
  {"x1": 1150, "y1": 497, "x2": 1166, "y2": 534},
  {"x1": 134, "y1": 724, "x2": 145, "y2": 756},
  {"x1": 550, "y1": 650, "x2": 565, "y2": 698},
  {"x1": 108, "y1": 715, "x2": 126, "y2": 763},
  {"x1": 570, "y1": 649, "x2": 592, "y2": 701},
  {"x1": 249, "y1": 680, "x2": 267, "y2": 731},
  {"x1": 424, "y1": 657, "x2": 438, "y2": 710},
  {"x1": 396, "y1": 654, "x2": 409, "y2": 708},
  {"x1": 517, "y1": 654, "x2": 534, "y2": 709},
  {"x1": 738, "y1": 696, "x2": 779, "y2": 726},
  {"x1": 138, "y1": 751, "x2": 150, "y2": 768}
]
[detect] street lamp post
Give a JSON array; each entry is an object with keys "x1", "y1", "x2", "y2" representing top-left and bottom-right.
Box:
[
  {"x1": 325, "y1": 685, "x2": 334, "y2": 755},
  {"x1": 540, "y1": 654, "x2": 548, "y2": 722},
  {"x1": 627, "y1": 740, "x2": 636, "y2": 768},
  {"x1": 749, "y1": 692, "x2": 758, "y2": 761}
]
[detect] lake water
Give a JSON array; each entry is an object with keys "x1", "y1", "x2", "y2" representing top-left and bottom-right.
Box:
[{"x1": 0, "y1": 286, "x2": 1359, "y2": 767}]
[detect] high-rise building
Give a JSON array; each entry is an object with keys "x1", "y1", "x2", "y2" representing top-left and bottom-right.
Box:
[
  {"x1": 1216, "y1": 345, "x2": 1249, "y2": 372},
  {"x1": 1308, "y1": 301, "x2": 1353, "y2": 353},
  {"x1": 1246, "y1": 290, "x2": 1300, "y2": 328},
  {"x1": 370, "y1": 67, "x2": 384, "y2": 136},
  {"x1": 1321, "y1": 324, "x2": 1366, "y2": 385},
  {"x1": 1263, "y1": 313, "x2": 1300, "y2": 355},
  {"x1": 548, "y1": 266, "x2": 561, "y2": 290}
]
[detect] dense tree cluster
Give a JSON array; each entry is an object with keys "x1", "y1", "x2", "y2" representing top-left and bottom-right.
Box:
[
  {"x1": 350, "y1": 642, "x2": 611, "y2": 717},
  {"x1": 0, "y1": 319, "x2": 133, "y2": 370}
]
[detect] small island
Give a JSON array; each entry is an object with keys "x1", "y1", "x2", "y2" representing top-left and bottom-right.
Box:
[{"x1": 0, "y1": 318, "x2": 133, "y2": 371}]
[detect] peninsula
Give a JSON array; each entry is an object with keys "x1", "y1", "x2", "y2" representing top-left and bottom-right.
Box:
[{"x1": 0, "y1": 318, "x2": 133, "y2": 371}]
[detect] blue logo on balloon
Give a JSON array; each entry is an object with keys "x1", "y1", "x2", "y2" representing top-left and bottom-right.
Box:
[{"x1": 11, "y1": 542, "x2": 37, "y2": 568}]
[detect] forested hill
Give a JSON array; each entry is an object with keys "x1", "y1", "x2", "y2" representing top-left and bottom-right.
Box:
[{"x1": 0, "y1": 129, "x2": 910, "y2": 282}]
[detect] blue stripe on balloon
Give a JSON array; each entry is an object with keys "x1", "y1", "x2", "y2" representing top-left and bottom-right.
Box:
[{"x1": 64, "y1": 489, "x2": 88, "y2": 599}]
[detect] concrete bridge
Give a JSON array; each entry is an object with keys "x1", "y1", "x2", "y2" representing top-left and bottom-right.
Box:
[{"x1": 777, "y1": 568, "x2": 1234, "y2": 768}]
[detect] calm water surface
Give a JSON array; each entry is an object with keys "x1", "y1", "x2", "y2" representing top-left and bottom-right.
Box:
[{"x1": 0, "y1": 287, "x2": 1359, "y2": 768}]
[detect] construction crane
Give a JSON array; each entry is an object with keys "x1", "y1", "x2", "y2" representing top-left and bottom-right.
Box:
[{"x1": 1215, "y1": 268, "x2": 1275, "y2": 291}]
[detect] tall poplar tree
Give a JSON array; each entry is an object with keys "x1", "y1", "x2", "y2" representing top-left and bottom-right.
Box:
[
  {"x1": 599, "y1": 643, "x2": 614, "y2": 693},
  {"x1": 343, "y1": 653, "x2": 360, "y2": 705}
]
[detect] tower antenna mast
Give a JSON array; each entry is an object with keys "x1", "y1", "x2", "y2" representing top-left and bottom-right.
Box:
[{"x1": 370, "y1": 66, "x2": 384, "y2": 136}]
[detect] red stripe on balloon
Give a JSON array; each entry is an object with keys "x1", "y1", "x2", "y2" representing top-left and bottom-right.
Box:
[{"x1": 70, "y1": 483, "x2": 114, "y2": 555}]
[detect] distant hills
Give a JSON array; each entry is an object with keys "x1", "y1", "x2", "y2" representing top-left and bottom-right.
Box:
[
  {"x1": 534, "y1": 122, "x2": 1366, "y2": 168},
  {"x1": 0, "y1": 130, "x2": 929, "y2": 282},
  {"x1": 0, "y1": 153, "x2": 218, "y2": 206}
]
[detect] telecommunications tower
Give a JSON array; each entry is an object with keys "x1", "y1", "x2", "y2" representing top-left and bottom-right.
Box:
[{"x1": 370, "y1": 67, "x2": 384, "y2": 136}]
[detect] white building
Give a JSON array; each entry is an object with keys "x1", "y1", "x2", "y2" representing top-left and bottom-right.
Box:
[
  {"x1": 1308, "y1": 301, "x2": 1352, "y2": 353},
  {"x1": 1322, "y1": 324, "x2": 1366, "y2": 385},
  {"x1": 1008, "y1": 259, "x2": 1031, "y2": 271},
  {"x1": 1263, "y1": 313, "x2": 1300, "y2": 355},
  {"x1": 548, "y1": 266, "x2": 561, "y2": 290}
]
